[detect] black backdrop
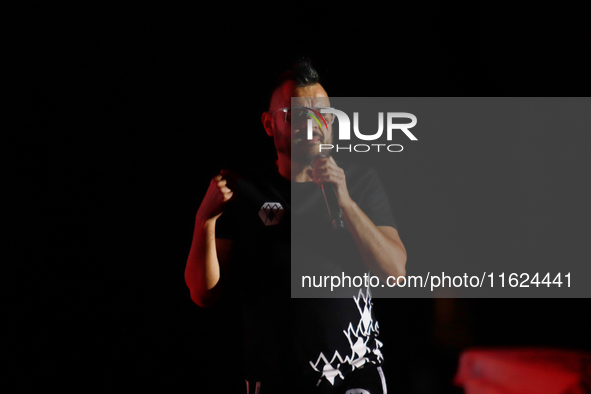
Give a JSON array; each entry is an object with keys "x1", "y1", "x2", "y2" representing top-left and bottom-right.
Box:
[{"x1": 18, "y1": 4, "x2": 591, "y2": 393}]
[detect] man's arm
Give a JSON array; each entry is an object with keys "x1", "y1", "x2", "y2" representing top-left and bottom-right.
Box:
[
  {"x1": 340, "y1": 203, "x2": 406, "y2": 283},
  {"x1": 310, "y1": 158, "x2": 407, "y2": 283},
  {"x1": 185, "y1": 172, "x2": 235, "y2": 307}
]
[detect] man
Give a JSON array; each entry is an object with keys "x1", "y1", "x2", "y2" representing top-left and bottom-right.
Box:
[{"x1": 185, "y1": 60, "x2": 406, "y2": 393}]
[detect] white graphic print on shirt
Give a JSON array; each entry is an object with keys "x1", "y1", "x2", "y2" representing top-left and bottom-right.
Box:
[{"x1": 308, "y1": 288, "x2": 384, "y2": 385}]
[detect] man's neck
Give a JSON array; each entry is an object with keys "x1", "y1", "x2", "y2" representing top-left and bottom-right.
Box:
[{"x1": 276, "y1": 154, "x2": 313, "y2": 183}]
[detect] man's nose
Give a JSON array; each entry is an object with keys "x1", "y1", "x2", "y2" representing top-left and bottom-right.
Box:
[{"x1": 300, "y1": 119, "x2": 323, "y2": 137}]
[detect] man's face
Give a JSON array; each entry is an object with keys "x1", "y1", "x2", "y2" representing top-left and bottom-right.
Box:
[{"x1": 266, "y1": 81, "x2": 332, "y2": 163}]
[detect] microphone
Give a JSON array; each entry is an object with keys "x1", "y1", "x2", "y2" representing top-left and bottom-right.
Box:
[{"x1": 312, "y1": 153, "x2": 346, "y2": 230}]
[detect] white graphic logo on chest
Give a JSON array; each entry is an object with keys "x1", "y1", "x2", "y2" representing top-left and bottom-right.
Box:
[{"x1": 259, "y1": 202, "x2": 284, "y2": 226}]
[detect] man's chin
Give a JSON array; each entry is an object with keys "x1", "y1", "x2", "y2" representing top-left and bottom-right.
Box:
[{"x1": 291, "y1": 146, "x2": 321, "y2": 162}]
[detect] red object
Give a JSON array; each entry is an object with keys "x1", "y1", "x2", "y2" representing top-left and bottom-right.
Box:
[{"x1": 454, "y1": 348, "x2": 591, "y2": 394}]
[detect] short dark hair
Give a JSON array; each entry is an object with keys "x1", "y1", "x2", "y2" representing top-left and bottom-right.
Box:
[{"x1": 276, "y1": 58, "x2": 320, "y2": 88}]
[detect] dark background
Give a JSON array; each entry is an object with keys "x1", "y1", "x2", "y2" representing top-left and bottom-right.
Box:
[{"x1": 17, "y1": 3, "x2": 591, "y2": 393}]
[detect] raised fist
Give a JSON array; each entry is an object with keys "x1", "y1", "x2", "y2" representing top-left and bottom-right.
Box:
[{"x1": 196, "y1": 169, "x2": 237, "y2": 222}]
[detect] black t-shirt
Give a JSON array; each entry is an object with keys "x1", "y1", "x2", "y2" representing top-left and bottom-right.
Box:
[{"x1": 215, "y1": 160, "x2": 396, "y2": 387}]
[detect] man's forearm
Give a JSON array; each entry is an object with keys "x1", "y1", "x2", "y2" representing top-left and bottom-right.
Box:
[
  {"x1": 185, "y1": 218, "x2": 221, "y2": 307},
  {"x1": 340, "y1": 200, "x2": 407, "y2": 283}
]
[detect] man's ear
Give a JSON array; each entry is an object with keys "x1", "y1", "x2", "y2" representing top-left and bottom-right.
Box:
[{"x1": 261, "y1": 112, "x2": 274, "y2": 137}]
